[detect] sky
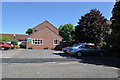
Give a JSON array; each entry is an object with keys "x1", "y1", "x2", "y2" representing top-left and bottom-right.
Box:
[{"x1": 2, "y1": 2, "x2": 115, "y2": 34}]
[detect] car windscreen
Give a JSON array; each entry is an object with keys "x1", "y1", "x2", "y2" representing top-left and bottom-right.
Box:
[
  {"x1": 72, "y1": 44, "x2": 80, "y2": 47},
  {"x1": 5, "y1": 42, "x2": 11, "y2": 45}
]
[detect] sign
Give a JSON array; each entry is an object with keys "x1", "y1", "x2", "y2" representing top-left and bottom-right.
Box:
[{"x1": 27, "y1": 38, "x2": 32, "y2": 42}]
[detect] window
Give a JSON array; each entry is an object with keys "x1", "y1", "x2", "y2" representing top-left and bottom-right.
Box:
[
  {"x1": 34, "y1": 29, "x2": 38, "y2": 32},
  {"x1": 32, "y1": 39, "x2": 43, "y2": 45},
  {"x1": 72, "y1": 44, "x2": 80, "y2": 47},
  {"x1": 5, "y1": 42, "x2": 11, "y2": 45},
  {"x1": 54, "y1": 40, "x2": 60, "y2": 45}
]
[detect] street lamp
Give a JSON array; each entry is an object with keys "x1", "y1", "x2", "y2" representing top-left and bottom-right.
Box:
[{"x1": 13, "y1": 34, "x2": 16, "y2": 40}]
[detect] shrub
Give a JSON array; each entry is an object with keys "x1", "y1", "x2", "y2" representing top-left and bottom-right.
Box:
[
  {"x1": 0, "y1": 36, "x2": 12, "y2": 42},
  {"x1": 11, "y1": 40, "x2": 18, "y2": 45},
  {"x1": 15, "y1": 45, "x2": 20, "y2": 49},
  {"x1": 97, "y1": 42, "x2": 107, "y2": 49}
]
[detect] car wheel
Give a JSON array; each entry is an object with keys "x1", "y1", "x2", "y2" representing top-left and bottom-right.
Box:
[
  {"x1": 63, "y1": 50, "x2": 66, "y2": 53},
  {"x1": 77, "y1": 52, "x2": 82, "y2": 57},
  {"x1": 1, "y1": 47, "x2": 5, "y2": 50},
  {"x1": 9, "y1": 47, "x2": 12, "y2": 50}
]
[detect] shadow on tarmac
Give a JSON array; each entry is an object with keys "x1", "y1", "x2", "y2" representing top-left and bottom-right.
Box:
[{"x1": 53, "y1": 53, "x2": 120, "y2": 68}]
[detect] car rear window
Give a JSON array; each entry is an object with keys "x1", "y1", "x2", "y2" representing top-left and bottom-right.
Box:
[
  {"x1": 72, "y1": 44, "x2": 80, "y2": 47},
  {"x1": 5, "y1": 42, "x2": 11, "y2": 45}
]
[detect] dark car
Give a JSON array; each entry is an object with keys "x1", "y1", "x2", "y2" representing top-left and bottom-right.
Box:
[{"x1": 20, "y1": 41, "x2": 26, "y2": 48}]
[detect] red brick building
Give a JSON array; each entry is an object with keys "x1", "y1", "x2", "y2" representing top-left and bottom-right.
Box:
[
  {"x1": 27, "y1": 21, "x2": 63, "y2": 49},
  {"x1": 1, "y1": 21, "x2": 63, "y2": 49}
]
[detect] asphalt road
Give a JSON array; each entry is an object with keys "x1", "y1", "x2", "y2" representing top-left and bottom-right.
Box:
[{"x1": 1, "y1": 49, "x2": 119, "y2": 78}]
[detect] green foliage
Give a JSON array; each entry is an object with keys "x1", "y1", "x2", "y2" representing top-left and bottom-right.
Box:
[
  {"x1": 109, "y1": 1, "x2": 120, "y2": 50},
  {"x1": 11, "y1": 40, "x2": 18, "y2": 45},
  {"x1": 15, "y1": 45, "x2": 20, "y2": 49},
  {"x1": 74, "y1": 9, "x2": 108, "y2": 45},
  {"x1": 102, "y1": 2, "x2": 120, "y2": 58},
  {"x1": 97, "y1": 41, "x2": 107, "y2": 49},
  {"x1": 58, "y1": 24, "x2": 74, "y2": 41},
  {"x1": 26, "y1": 28, "x2": 33, "y2": 35},
  {"x1": 0, "y1": 36, "x2": 12, "y2": 42}
]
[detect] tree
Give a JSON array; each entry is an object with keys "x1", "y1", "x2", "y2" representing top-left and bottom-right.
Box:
[
  {"x1": 58, "y1": 24, "x2": 74, "y2": 41},
  {"x1": 74, "y1": 9, "x2": 108, "y2": 45},
  {"x1": 26, "y1": 28, "x2": 32, "y2": 35},
  {"x1": 0, "y1": 36, "x2": 12, "y2": 42},
  {"x1": 109, "y1": 1, "x2": 120, "y2": 49}
]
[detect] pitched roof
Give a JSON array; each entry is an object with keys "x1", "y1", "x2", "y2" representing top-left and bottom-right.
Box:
[
  {"x1": 45, "y1": 26, "x2": 63, "y2": 39},
  {"x1": 31, "y1": 20, "x2": 63, "y2": 39},
  {"x1": 0, "y1": 34, "x2": 28, "y2": 40},
  {"x1": 32, "y1": 20, "x2": 59, "y2": 34}
]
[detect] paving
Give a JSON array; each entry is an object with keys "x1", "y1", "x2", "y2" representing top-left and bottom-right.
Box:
[
  {"x1": 1, "y1": 49, "x2": 119, "y2": 78},
  {"x1": 1, "y1": 49, "x2": 81, "y2": 63},
  {"x1": 2, "y1": 49, "x2": 64, "y2": 58}
]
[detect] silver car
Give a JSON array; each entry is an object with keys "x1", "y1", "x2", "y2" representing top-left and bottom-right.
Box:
[{"x1": 66, "y1": 43, "x2": 104, "y2": 56}]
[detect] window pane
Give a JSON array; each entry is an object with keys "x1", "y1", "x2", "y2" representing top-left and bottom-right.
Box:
[
  {"x1": 41, "y1": 40, "x2": 43, "y2": 44},
  {"x1": 35, "y1": 42, "x2": 37, "y2": 44},
  {"x1": 33, "y1": 40, "x2": 35, "y2": 42},
  {"x1": 57, "y1": 40, "x2": 59, "y2": 44},
  {"x1": 54, "y1": 40, "x2": 59, "y2": 45}
]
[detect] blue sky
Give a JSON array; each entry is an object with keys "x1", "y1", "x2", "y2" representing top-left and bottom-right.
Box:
[{"x1": 2, "y1": 2, "x2": 115, "y2": 34}]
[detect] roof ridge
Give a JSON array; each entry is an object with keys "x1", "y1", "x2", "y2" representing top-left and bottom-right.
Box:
[{"x1": 32, "y1": 20, "x2": 59, "y2": 33}]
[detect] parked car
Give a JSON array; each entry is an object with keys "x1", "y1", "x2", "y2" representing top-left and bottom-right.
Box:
[
  {"x1": 66, "y1": 43, "x2": 95, "y2": 54},
  {"x1": 66, "y1": 43, "x2": 104, "y2": 56},
  {"x1": 0, "y1": 41, "x2": 12, "y2": 50},
  {"x1": 4, "y1": 41, "x2": 15, "y2": 49}
]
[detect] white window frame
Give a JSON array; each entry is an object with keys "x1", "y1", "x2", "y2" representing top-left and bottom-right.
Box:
[
  {"x1": 53, "y1": 39, "x2": 60, "y2": 45},
  {"x1": 32, "y1": 39, "x2": 43, "y2": 45}
]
